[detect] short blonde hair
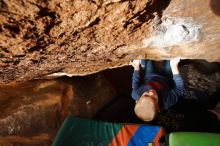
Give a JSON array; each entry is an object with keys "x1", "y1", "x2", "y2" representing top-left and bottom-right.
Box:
[{"x1": 134, "y1": 96, "x2": 157, "y2": 121}]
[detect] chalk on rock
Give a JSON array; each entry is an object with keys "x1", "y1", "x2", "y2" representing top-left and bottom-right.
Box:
[{"x1": 143, "y1": 17, "x2": 202, "y2": 48}]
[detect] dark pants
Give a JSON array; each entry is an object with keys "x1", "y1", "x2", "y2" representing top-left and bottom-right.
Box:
[
  {"x1": 140, "y1": 60, "x2": 173, "y2": 85},
  {"x1": 141, "y1": 60, "x2": 172, "y2": 77}
]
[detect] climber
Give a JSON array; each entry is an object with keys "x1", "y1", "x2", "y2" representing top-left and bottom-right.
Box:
[{"x1": 130, "y1": 58, "x2": 184, "y2": 121}]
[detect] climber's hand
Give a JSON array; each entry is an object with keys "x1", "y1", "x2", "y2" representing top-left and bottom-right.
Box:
[
  {"x1": 129, "y1": 60, "x2": 141, "y2": 70},
  {"x1": 170, "y1": 57, "x2": 181, "y2": 67},
  {"x1": 170, "y1": 57, "x2": 181, "y2": 74}
]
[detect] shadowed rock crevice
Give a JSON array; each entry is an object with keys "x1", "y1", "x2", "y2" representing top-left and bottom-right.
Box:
[
  {"x1": 124, "y1": 0, "x2": 171, "y2": 32},
  {"x1": 210, "y1": 0, "x2": 220, "y2": 17}
]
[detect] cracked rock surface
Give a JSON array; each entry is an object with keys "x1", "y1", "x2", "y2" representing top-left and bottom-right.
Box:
[{"x1": 0, "y1": 0, "x2": 220, "y2": 84}]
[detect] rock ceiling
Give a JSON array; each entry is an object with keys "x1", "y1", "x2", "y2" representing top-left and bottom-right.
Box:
[{"x1": 0, "y1": 0, "x2": 220, "y2": 84}]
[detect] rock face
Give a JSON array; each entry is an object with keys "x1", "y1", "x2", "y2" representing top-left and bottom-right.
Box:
[
  {"x1": 0, "y1": 0, "x2": 220, "y2": 83},
  {"x1": 0, "y1": 73, "x2": 116, "y2": 145}
]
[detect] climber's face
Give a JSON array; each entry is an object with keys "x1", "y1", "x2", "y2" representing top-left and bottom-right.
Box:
[{"x1": 134, "y1": 89, "x2": 159, "y2": 121}]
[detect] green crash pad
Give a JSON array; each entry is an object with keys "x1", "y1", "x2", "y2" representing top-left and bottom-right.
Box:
[
  {"x1": 169, "y1": 132, "x2": 220, "y2": 146},
  {"x1": 52, "y1": 116, "x2": 165, "y2": 146}
]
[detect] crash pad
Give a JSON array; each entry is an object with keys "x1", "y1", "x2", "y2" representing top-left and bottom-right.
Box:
[
  {"x1": 52, "y1": 116, "x2": 165, "y2": 146},
  {"x1": 169, "y1": 132, "x2": 220, "y2": 146}
]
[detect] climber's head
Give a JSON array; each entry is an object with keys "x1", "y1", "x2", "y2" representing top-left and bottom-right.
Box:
[{"x1": 134, "y1": 89, "x2": 159, "y2": 121}]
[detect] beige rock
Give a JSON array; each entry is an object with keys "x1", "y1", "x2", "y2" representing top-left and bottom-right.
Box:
[{"x1": 0, "y1": 0, "x2": 220, "y2": 84}]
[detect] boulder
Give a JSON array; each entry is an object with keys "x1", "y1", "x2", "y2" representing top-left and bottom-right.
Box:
[
  {"x1": 0, "y1": 73, "x2": 116, "y2": 145},
  {"x1": 0, "y1": 0, "x2": 220, "y2": 84}
]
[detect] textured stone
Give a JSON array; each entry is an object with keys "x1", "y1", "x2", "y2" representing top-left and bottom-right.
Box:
[
  {"x1": 180, "y1": 62, "x2": 220, "y2": 93},
  {"x1": 0, "y1": 73, "x2": 116, "y2": 145},
  {"x1": 0, "y1": 0, "x2": 220, "y2": 83},
  {"x1": 0, "y1": 134, "x2": 53, "y2": 146}
]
